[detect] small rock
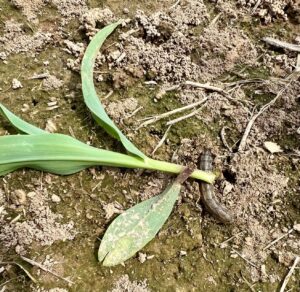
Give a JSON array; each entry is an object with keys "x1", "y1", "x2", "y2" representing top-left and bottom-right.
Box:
[
  {"x1": 45, "y1": 119, "x2": 57, "y2": 133},
  {"x1": 180, "y1": 250, "x2": 187, "y2": 256},
  {"x1": 12, "y1": 78, "x2": 23, "y2": 89},
  {"x1": 263, "y1": 141, "x2": 283, "y2": 154},
  {"x1": 11, "y1": 189, "x2": 27, "y2": 205},
  {"x1": 110, "y1": 50, "x2": 121, "y2": 60},
  {"x1": 0, "y1": 52, "x2": 7, "y2": 60},
  {"x1": 138, "y1": 252, "x2": 147, "y2": 263},
  {"x1": 42, "y1": 75, "x2": 63, "y2": 90},
  {"x1": 293, "y1": 223, "x2": 300, "y2": 232},
  {"x1": 27, "y1": 191, "x2": 36, "y2": 198},
  {"x1": 86, "y1": 213, "x2": 93, "y2": 220},
  {"x1": 223, "y1": 181, "x2": 233, "y2": 196},
  {"x1": 51, "y1": 194, "x2": 61, "y2": 203}
]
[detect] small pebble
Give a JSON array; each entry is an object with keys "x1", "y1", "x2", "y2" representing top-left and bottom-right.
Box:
[
  {"x1": 51, "y1": 194, "x2": 61, "y2": 203},
  {"x1": 293, "y1": 223, "x2": 300, "y2": 232},
  {"x1": 86, "y1": 213, "x2": 93, "y2": 220},
  {"x1": 12, "y1": 78, "x2": 23, "y2": 89},
  {"x1": 138, "y1": 252, "x2": 147, "y2": 263},
  {"x1": 45, "y1": 119, "x2": 57, "y2": 133},
  {"x1": 27, "y1": 191, "x2": 36, "y2": 198},
  {"x1": 11, "y1": 189, "x2": 27, "y2": 205}
]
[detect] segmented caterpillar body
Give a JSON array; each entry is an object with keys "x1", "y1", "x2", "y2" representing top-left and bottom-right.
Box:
[{"x1": 199, "y1": 150, "x2": 233, "y2": 224}]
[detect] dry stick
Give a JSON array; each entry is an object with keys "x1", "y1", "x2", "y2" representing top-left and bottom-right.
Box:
[
  {"x1": 0, "y1": 261, "x2": 37, "y2": 283},
  {"x1": 166, "y1": 105, "x2": 204, "y2": 126},
  {"x1": 151, "y1": 125, "x2": 172, "y2": 155},
  {"x1": 103, "y1": 90, "x2": 113, "y2": 100},
  {"x1": 28, "y1": 73, "x2": 50, "y2": 80},
  {"x1": 220, "y1": 126, "x2": 232, "y2": 152},
  {"x1": 232, "y1": 249, "x2": 258, "y2": 268},
  {"x1": 238, "y1": 79, "x2": 292, "y2": 152},
  {"x1": 20, "y1": 256, "x2": 74, "y2": 285},
  {"x1": 263, "y1": 228, "x2": 294, "y2": 251},
  {"x1": 209, "y1": 13, "x2": 222, "y2": 27},
  {"x1": 184, "y1": 80, "x2": 225, "y2": 93},
  {"x1": 225, "y1": 78, "x2": 265, "y2": 87},
  {"x1": 220, "y1": 231, "x2": 245, "y2": 248},
  {"x1": 279, "y1": 256, "x2": 300, "y2": 292},
  {"x1": 126, "y1": 106, "x2": 143, "y2": 119},
  {"x1": 262, "y1": 37, "x2": 300, "y2": 53},
  {"x1": 241, "y1": 272, "x2": 256, "y2": 292},
  {"x1": 296, "y1": 54, "x2": 300, "y2": 72},
  {"x1": 169, "y1": 0, "x2": 181, "y2": 10},
  {"x1": 138, "y1": 96, "x2": 207, "y2": 128},
  {"x1": 252, "y1": 0, "x2": 261, "y2": 13}
]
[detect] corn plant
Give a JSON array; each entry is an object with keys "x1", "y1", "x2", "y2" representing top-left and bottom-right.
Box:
[{"x1": 0, "y1": 21, "x2": 215, "y2": 266}]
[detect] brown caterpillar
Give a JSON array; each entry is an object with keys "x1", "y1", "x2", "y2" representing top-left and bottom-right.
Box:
[{"x1": 199, "y1": 150, "x2": 233, "y2": 224}]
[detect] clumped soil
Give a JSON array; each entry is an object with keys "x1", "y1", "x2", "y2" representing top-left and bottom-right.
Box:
[{"x1": 0, "y1": 0, "x2": 299, "y2": 291}]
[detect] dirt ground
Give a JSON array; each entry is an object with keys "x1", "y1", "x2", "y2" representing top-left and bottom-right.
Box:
[{"x1": 0, "y1": 0, "x2": 299, "y2": 291}]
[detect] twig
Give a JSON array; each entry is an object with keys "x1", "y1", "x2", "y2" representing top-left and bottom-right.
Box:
[
  {"x1": 28, "y1": 72, "x2": 50, "y2": 80},
  {"x1": 0, "y1": 278, "x2": 16, "y2": 288},
  {"x1": 120, "y1": 28, "x2": 140, "y2": 39},
  {"x1": 220, "y1": 126, "x2": 232, "y2": 152},
  {"x1": 126, "y1": 106, "x2": 143, "y2": 119},
  {"x1": 263, "y1": 228, "x2": 294, "y2": 251},
  {"x1": 220, "y1": 231, "x2": 245, "y2": 248},
  {"x1": 252, "y1": 0, "x2": 261, "y2": 13},
  {"x1": 209, "y1": 13, "x2": 222, "y2": 27},
  {"x1": 184, "y1": 80, "x2": 225, "y2": 93},
  {"x1": 155, "y1": 84, "x2": 180, "y2": 100},
  {"x1": 169, "y1": 0, "x2": 180, "y2": 10},
  {"x1": 0, "y1": 261, "x2": 37, "y2": 283},
  {"x1": 241, "y1": 271, "x2": 256, "y2": 292},
  {"x1": 296, "y1": 54, "x2": 300, "y2": 72},
  {"x1": 103, "y1": 90, "x2": 113, "y2": 100},
  {"x1": 151, "y1": 125, "x2": 172, "y2": 155},
  {"x1": 138, "y1": 96, "x2": 207, "y2": 128},
  {"x1": 20, "y1": 256, "x2": 74, "y2": 285},
  {"x1": 238, "y1": 78, "x2": 292, "y2": 152},
  {"x1": 232, "y1": 249, "x2": 258, "y2": 268},
  {"x1": 225, "y1": 78, "x2": 265, "y2": 87},
  {"x1": 144, "y1": 81, "x2": 157, "y2": 85},
  {"x1": 92, "y1": 180, "x2": 102, "y2": 192},
  {"x1": 166, "y1": 105, "x2": 204, "y2": 126},
  {"x1": 279, "y1": 256, "x2": 300, "y2": 292},
  {"x1": 262, "y1": 37, "x2": 300, "y2": 53}
]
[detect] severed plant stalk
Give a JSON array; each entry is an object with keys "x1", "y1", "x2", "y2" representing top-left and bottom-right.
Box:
[
  {"x1": 0, "y1": 130, "x2": 214, "y2": 182},
  {"x1": 0, "y1": 21, "x2": 215, "y2": 184},
  {"x1": 0, "y1": 21, "x2": 216, "y2": 267}
]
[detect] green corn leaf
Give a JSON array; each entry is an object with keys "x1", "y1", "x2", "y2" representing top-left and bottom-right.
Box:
[
  {"x1": 0, "y1": 133, "x2": 215, "y2": 183},
  {"x1": 0, "y1": 103, "x2": 46, "y2": 134},
  {"x1": 81, "y1": 21, "x2": 147, "y2": 160},
  {"x1": 0, "y1": 133, "x2": 145, "y2": 176},
  {"x1": 98, "y1": 168, "x2": 193, "y2": 266}
]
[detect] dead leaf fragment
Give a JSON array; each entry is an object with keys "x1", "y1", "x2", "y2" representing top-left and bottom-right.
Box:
[{"x1": 263, "y1": 141, "x2": 283, "y2": 154}]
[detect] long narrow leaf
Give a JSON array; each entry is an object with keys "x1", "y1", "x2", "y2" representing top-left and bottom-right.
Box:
[
  {"x1": 81, "y1": 21, "x2": 147, "y2": 160},
  {"x1": 0, "y1": 133, "x2": 144, "y2": 176},
  {"x1": 98, "y1": 168, "x2": 193, "y2": 266},
  {"x1": 0, "y1": 103, "x2": 46, "y2": 134},
  {"x1": 0, "y1": 133, "x2": 215, "y2": 183}
]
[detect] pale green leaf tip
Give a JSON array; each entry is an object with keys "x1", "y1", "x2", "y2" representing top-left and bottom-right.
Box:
[
  {"x1": 99, "y1": 236, "x2": 134, "y2": 267},
  {"x1": 98, "y1": 250, "x2": 108, "y2": 263}
]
